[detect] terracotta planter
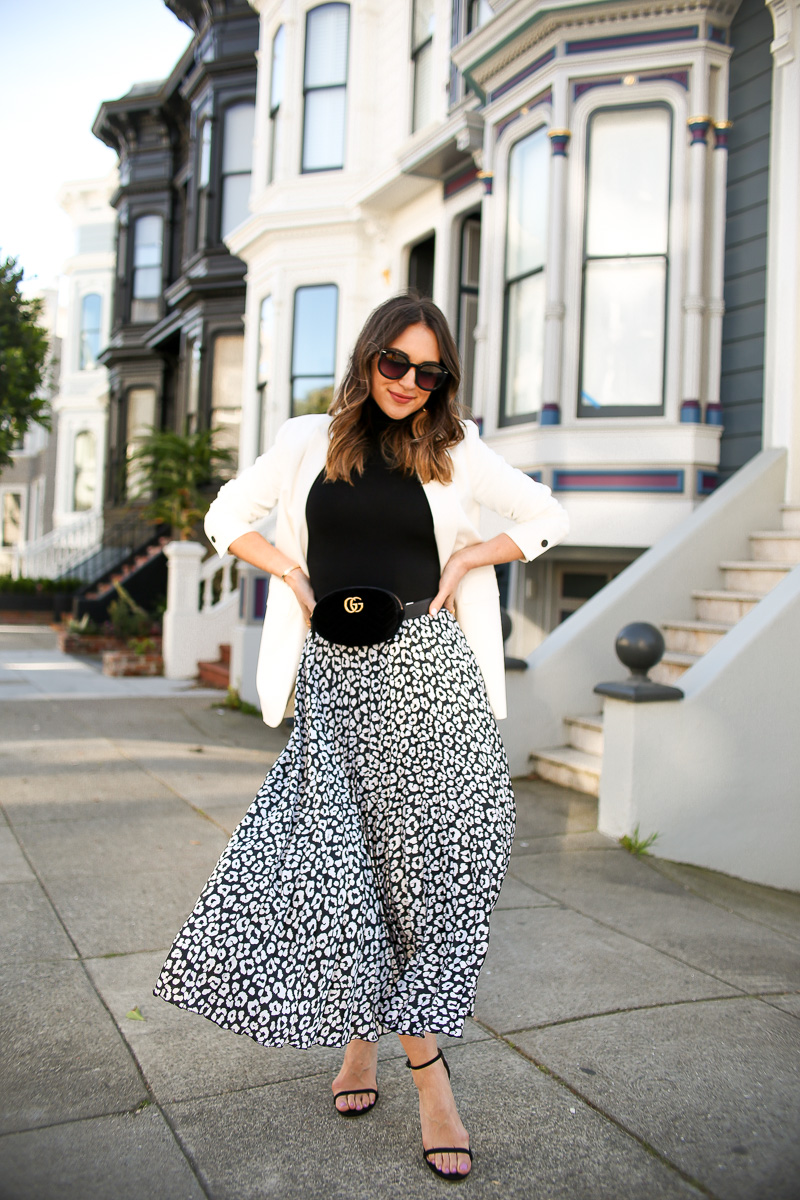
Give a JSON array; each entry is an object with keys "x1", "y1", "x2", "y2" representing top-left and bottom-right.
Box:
[{"x1": 102, "y1": 650, "x2": 164, "y2": 677}]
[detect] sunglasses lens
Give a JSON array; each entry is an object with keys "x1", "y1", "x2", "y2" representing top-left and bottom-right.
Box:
[
  {"x1": 379, "y1": 350, "x2": 410, "y2": 380},
  {"x1": 417, "y1": 367, "x2": 445, "y2": 391}
]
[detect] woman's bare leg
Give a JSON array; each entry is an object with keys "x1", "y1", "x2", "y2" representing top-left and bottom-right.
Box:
[
  {"x1": 399, "y1": 1032, "x2": 471, "y2": 1177},
  {"x1": 332, "y1": 1037, "x2": 379, "y2": 1113}
]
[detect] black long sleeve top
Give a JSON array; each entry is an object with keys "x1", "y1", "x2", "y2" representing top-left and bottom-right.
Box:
[{"x1": 305, "y1": 401, "x2": 441, "y2": 604}]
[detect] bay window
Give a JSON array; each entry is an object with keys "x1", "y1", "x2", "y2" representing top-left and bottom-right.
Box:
[
  {"x1": 1, "y1": 492, "x2": 22, "y2": 547},
  {"x1": 579, "y1": 105, "x2": 671, "y2": 416},
  {"x1": 302, "y1": 4, "x2": 349, "y2": 172},
  {"x1": 256, "y1": 295, "x2": 274, "y2": 454},
  {"x1": 79, "y1": 294, "x2": 102, "y2": 370},
  {"x1": 501, "y1": 126, "x2": 549, "y2": 423},
  {"x1": 131, "y1": 215, "x2": 163, "y2": 323},
  {"x1": 457, "y1": 213, "x2": 481, "y2": 413},
  {"x1": 291, "y1": 285, "x2": 338, "y2": 416},
  {"x1": 220, "y1": 103, "x2": 256, "y2": 240},
  {"x1": 211, "y1": 334, "x2": 244, "y2": 474},
  {"x1": 73, "y1": 430, "x2": 97, "y2": 512},
  {"x1": 412, "y1": 0, "x2": 435, "y2": 132},
  {"x1": 268, "y1": 26, "x2": 285, "y2": 183}
]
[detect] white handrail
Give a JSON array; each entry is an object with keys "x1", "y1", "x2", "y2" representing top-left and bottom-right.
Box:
[{"x1": 12, "y1": 511, "x2": 103, "y2": 580}]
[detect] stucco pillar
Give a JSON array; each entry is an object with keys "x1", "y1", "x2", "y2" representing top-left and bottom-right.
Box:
[
  {"x1": 163, "y1": 540, "x2": 205, "y2": 679},
  {"x1": 764, "y1": 0, "x2": 800, "y2": 502}
]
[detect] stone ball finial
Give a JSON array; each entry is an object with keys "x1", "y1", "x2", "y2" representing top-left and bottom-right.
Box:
[{"x1": 615, "y1": 622, "x2": 665, "y2": 677}]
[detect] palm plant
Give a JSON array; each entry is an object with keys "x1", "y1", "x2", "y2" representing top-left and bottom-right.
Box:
[{"x1": 126, "y1": 427, "x2": 236, "y2": 541}]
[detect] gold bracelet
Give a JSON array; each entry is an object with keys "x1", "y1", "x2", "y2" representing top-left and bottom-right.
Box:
[{"x1": 280, "y1": 564, "x2": 300, "y2": 582}]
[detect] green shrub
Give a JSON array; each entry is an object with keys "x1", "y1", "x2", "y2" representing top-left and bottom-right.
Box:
[{"x1": 0, "y1": 575, "x2": 81, "y2": 594}]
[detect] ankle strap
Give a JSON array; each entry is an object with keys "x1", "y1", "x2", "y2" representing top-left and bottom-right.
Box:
[{"x1": 405, "y1": 1049, "x2": 446, "y2": 1072}]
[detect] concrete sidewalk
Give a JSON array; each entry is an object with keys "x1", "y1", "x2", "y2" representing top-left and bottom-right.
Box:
[{"x1": 1, "y1": 626, "x2": 799, "y2": 1199}]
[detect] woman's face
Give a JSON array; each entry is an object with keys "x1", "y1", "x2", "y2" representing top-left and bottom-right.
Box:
[{"x1": 370, "y1": 322, "x2": 441, "y2": 421}]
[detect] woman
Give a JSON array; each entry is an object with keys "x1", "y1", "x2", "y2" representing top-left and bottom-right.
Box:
[{"x1": 154, "y1": 294, "x2": 569, "y2": 1181}]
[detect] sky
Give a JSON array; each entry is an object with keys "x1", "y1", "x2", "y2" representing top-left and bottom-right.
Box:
[{"x1": 0, "y1": 0, "x2": 192, "y2": 290}]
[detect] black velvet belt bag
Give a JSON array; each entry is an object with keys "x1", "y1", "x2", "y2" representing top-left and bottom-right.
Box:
[{"x1": 310, "y1": 587, "x2": 432, "y2": 647}]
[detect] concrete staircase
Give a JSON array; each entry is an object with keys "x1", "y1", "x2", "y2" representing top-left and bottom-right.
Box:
[{"x1": 530, "y1": 505, "x2": 800, "y2": 796}]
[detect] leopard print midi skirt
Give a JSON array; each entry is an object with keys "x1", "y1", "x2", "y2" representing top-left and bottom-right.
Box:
[{"x1": 153, "y1": 610, "x2": 515, "y2": 1049}]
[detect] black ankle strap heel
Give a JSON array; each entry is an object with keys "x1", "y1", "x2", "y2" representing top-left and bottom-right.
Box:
[
  {"x1": 405, "y1": 1049, "x2": 451, "y2": 1078},
  {"x1": 406, "y1": 1050, "x2": 471, "y2": 1180}
]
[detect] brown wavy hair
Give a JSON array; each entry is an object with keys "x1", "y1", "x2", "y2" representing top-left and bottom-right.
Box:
[{"x1": 326, "y1": 293, "x2": 464, "y2": 484}]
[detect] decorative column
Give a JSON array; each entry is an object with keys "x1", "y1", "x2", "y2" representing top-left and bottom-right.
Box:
[
  {"x1": 680, "y1": 115, "x2": 712, "y2": 423},
  {"x1": 705, "y1": 121, "x2": 733, "y2": 425},
  {"x1": 542, "y1": 129, "x2": 571, "y2": 425}
]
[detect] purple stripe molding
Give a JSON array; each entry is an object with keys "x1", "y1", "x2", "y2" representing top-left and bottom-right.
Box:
[
  {"x1": 490, "y1": 49, "x2": 557, "y2": 102},
  {"x1": 553, "y1": 469, "x2": 685, "y2": 493},
  {"x1": 574, "y1": 68, "x2": 689, "y2": 101},
  {"x1": 496, "y1": 88, "x2": 552, "y2": 140},
  {"x1": 697, "y1": 470, "x2": 719, "y2": 496},
  {"x1": 566, "y1": 26, "x2": 699, "y2": 53},
  {"x1": 444, "y1": 166, "x2": 480, "y2": 198}
]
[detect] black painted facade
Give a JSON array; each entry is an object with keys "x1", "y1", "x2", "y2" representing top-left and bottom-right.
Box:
[
  {"x1": 719, "y1": 0, "x2": 773, "y2": 480},
  {"x1": 93, "y1": 0, "x2": 258, "y2": 506}
]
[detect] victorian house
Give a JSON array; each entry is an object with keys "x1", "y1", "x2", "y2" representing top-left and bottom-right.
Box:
[{"x1": 92, "y1": 0, "x2": 259, "y2": 507}]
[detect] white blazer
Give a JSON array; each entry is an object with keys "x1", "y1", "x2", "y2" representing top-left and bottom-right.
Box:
[{"x1": 205, "y1": 414, "x2": 569, "y2": 726}]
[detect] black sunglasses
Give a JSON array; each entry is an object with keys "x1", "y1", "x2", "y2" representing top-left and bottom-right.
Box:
[{"x1": 376, "y1": 348, "x2": 449, "y2": 392}]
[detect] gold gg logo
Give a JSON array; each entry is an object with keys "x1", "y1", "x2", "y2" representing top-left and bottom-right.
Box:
[{"x1": 344, "y1": 596, "x2": 364, "y2": 613}]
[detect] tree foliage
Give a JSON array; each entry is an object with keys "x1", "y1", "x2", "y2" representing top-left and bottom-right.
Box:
[
  {"x1": 0, "y1": 255, "x2": 50, "y2": 470},
  {"x1": 127, "y1": 427, "x2": 236, "y2": 540}
]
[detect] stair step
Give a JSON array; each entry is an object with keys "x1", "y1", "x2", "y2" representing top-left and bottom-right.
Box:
[
  {"x1": 662, "y1": 618, "x2": 733, "y2": 655},
  {"x1": 564, "y1": 713, "x2": 604, "y2": 756},
  {"x1": 749, "y1": 531, "x2": 800, "y2": 562},
  {"x1": 781, "y1": 505, "x2": 800, "y2": 532},
  {"x1": 650, "y1": 651, "x2": 700, "y2": 684},
  {"x1": 719, "y1": 561, "x2": 794, "y2": 595},
  {"x1": 692, "y1": 588, "x2": 762, "y2": 623},
  {"x1": 197, "y1": 659, "x2": 230, "y2": 689},
  {"x1": 529, "y1": 745, "x2": 601, "y2": 797}
]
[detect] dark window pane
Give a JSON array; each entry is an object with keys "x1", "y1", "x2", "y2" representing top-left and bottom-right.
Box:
[{"x1": 561, "y1": 572, "x2": 608, "y2": 600}]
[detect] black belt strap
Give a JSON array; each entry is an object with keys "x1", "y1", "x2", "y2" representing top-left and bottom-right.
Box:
[{"x1": 404, "y1": 597, "x2": 435, "y2": 620}]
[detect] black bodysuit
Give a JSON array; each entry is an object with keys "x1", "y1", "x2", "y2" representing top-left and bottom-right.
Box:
[{"x1": 305, "y1": 401, "x2": 441, "y2": 604}]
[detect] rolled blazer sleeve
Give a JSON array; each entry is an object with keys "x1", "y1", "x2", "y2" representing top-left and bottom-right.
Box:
[
  {"x1": 204, "y1": 426, "x2": 287, "y2": 558},
  {"x1": 463, "y1": 422, "x2": 569, "y2": 561}
]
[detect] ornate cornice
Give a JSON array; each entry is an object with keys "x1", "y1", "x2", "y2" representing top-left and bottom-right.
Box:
[{"x1": 459, "y1": 0, "x2": 738, "y2": 95}]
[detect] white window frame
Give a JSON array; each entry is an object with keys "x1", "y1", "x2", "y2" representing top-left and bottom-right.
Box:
[
  {"x1": 482, "y1": 100, "x2": 553, "y2": 437},
  {"x1": 562, "y1": 82, "x2": 687, "y2": 427},
  {"x1": 301, "y1": 3, "x2": 350, "y2": 174}
]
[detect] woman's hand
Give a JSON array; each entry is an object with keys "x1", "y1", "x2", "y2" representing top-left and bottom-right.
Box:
[
  {"x1": 429, "y1": 534, "x2": 526, "y2": 617},
  {"x1": 429, "y1": 550, "x2": 470, "y2": 617},
  {"x1": 285, "y1": 570, "x2": 316, "y2": 628}
]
